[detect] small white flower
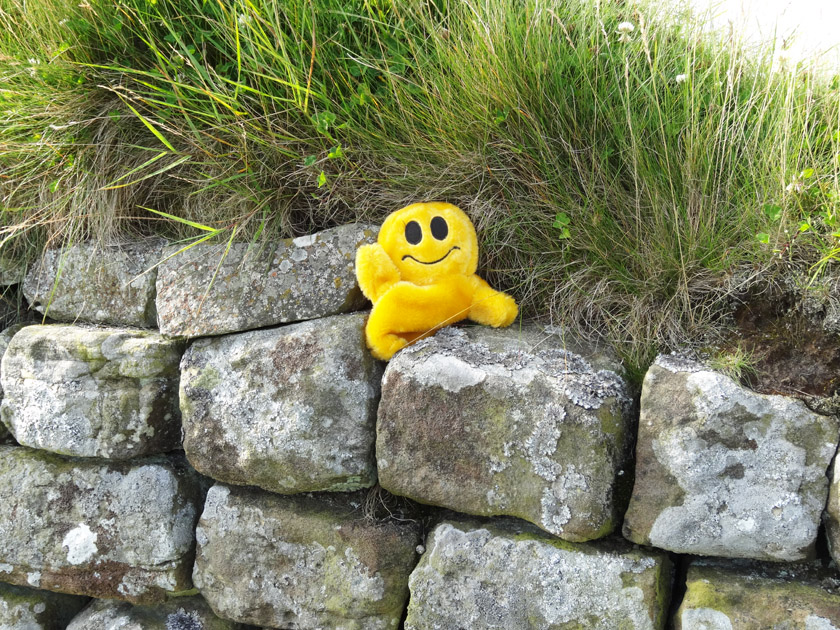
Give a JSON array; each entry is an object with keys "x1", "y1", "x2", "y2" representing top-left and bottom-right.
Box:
[
  {"x1": 786, "y1": 181, "x2": 803, "y2": 194},
  {"x1": 58, "y1": 18, "x2": 69, "y2": 26},
  {"x1": 616, "y1": 21, "x2": 635, "y2": 43},
  {"x1": 28, "y1": 58, "x2": 40, "y2": 65},
  {"x1": 675, "y1": 74, "x2": 687, "y2": 84},
  {"x1": 237, "y1": 13, "x2": 252, "y2": 27}
]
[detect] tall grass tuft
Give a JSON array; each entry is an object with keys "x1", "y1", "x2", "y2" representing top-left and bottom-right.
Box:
[{"x1": 1, "y1": 0, "x2": 838, "y2": 374}]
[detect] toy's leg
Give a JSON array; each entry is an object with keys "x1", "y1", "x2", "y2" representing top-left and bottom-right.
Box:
[
  {"x1": 366, "y1": 299, "x2": 411, "y2": 361},
  {"x1": 365, "y1": 281, "x2": 471, "y2": 360}
]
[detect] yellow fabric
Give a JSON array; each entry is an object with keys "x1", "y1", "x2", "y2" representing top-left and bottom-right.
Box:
[{"x1": 356, "y1": 201, "x2": 518, "y2": 360}]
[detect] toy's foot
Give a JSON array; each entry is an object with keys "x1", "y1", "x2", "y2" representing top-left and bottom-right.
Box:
[
  {"x1": 367, "y1": 331, "x2": 409, "y2": 361},
  {"x1": 470, "y1": 291, "x2": 518, "y2": 328}
]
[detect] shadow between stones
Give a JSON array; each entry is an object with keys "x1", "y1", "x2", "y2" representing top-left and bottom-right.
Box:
[{"x1": 723, "y1": 289, "x2": 840, "y2": 400}]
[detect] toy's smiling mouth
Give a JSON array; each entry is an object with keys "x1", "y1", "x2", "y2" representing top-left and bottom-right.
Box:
[{"x1": 402, "y1": 246, "x2": 460, "y2": 265}]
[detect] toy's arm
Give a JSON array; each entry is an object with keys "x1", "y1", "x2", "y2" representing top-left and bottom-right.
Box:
[
  {"x1": 468, "y1": 275, "x2": 518, "y2": 328},
  {"x1": 355, "y1": 243, "x2": 401, "y2": 303}
]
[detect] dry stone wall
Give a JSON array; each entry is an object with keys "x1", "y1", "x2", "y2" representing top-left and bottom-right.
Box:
[{"x1": 0, "y1": 227, "x2": 840, "y2": 628}]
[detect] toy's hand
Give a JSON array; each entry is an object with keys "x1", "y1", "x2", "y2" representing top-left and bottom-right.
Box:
[
  {"x1": 355, "y1": 243, "x2": 401, "y2": 303},
  {"x1": 469, "y1": 276, "x2": 518, "y2": 328}
]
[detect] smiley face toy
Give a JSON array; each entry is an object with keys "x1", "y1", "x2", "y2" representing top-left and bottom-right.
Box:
[{"x1": 355, "y1": 201, "x2": 518, "y2": 360}]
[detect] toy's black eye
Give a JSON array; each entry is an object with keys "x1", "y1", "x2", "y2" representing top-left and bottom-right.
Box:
[
  {"x1": 431, "y1": 216, "x2": 448, "y2": 240},
  {"x1": 405, "y1": 221, "x2": 422, "y2": 245}
]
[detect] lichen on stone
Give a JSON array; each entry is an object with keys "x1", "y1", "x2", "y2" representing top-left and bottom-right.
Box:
[
  {"x1": 0, "y1": 324, "x2": 184, "y2": 459},
  {"x1": 22, "y1": 239, "x2": 165, "y2": 328},
  {"x1": 625, "y1": 359, "x2": 840, "y2": 561},
  {"x1": 193, "y1": 483, "x2": 420, "y2": 629},
  {"x1": 377, "y1": 324, "x2": 635, "y2": 541},
  {"x1": 676, "y1": 560, "x2": 840, "y2": 629},
  {"x1": 404, "y1": 519, "x2": 670, "y2": 630},
  {"x1": 180, "y1": 312, "x2": 382, "y2": 494},
  {"x1": 156, "y1": 224, "x2": 376, "y2": 337},
  {"x1": 0, "y1": 447, "x2": 203, "y2": 604}
]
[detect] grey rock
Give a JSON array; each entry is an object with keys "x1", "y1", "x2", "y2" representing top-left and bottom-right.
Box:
[
  {"x1": 193, "y1": 483, "x2": 421, "y2": 629},
  {"x1": 0, "y1": 582, "x2": 88, "y2": 630},
  {"x1": 66, "y1": 596, "x2": 244, "y2": 630},
  {"x1": 0, "y1": 325, "x2": 23, "y2": 445},
  {"x1": 674, "y1": 559, "x2": 840, "y2": 629},
  {"x1": 0, "y1": 256, "x2": 26, "y2": 287},
  {"x1": 0, "y1": 324, "x2": 22, "y2": 374},
  {"x1": 376, "y1": 325, "x2": 635, "y2": 541},
  {"x1": 825, "y1": 458, "x2": 840, "y2": 566},
  {"x1": 23, "y1": 240, "x2": 164, "y2": 327},
  {"x1": 405, "y1": 518, "x2": 672, "y2": 630},
  {"x1": 181, "y1": 313, "x2": 382, "y2": 494},
  {"x1": 623, "y1": 356, "x2": 840, "y2": 561},
  {"x1": 0, "y1": 446, "x2": 204, "y2": 604},
  {"x1": 0, "y1": 324, "x2": 184, "y2": 459},
  {"x1": 155, "y1": 224, "x2": 377, "y2": 337}
]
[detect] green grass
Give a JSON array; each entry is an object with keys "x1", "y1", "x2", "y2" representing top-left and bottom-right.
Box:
[{"x1": 1, "y1": 0, "x2": 839, "y2": 374}]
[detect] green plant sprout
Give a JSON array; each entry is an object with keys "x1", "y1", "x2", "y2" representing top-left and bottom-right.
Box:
[
  {"x1": 709, "y1": 345, "x2": 759, "y2": 384},
  {"x1": 553, "y1": 213, "x2": 571, "y2": 240}
]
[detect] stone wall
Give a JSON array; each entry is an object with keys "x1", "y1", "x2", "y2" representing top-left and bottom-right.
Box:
[{"x1": 1, "y1": 227, "x2": 840, "y2": 629}]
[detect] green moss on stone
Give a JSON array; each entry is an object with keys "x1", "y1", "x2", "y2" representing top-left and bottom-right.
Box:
[
  {"x1": 597, "y1": 400, "x2": 625, "y2": 440},
  {"x1": 73, "y1": 339, "x2": 106, "y2": 371},
  {"x1": 510, "y1": 529, "x2": 577, "y2": 552},
  {"x1": 683, "y1": 576, "x2": 737, "y2": 614},
  {"x1": 166, "y1": 588, "x2": 200, "y2": 598},
  {"x1": 325, "y1": 474, "x2": 376, "y2": 492},
  {"x1": 191, "y1": 366, "x2": 221, "y2": 391}
]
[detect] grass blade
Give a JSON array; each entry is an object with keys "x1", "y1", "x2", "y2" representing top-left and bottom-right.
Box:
[{"x1": 138, "y1": 206, "x2": 218, "y2": 232}]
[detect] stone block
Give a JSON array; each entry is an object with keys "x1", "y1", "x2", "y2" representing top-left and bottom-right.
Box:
[
  {"x1": 23, "y1": 240, "x2": 164, "y2": 327},
  {"x1": 0, "y1": 255, "x2": 26, "y2": 287},
  {"x1": 0, "y1": 325, "x2": 22, "y2": 445},
  {"x1": 193, "y1": 483, "x2": 421, "y2": 629},
  {"x1": 825, "y1": 458, "x2": 840, "y2": 567},
  {"x1": 674, "y1": 560, "x2": 840, "y2": 629},
  {"x1": 376, "y1": 325, "x2": 635, "y2": 541},
  {"x1": 66, "y1": 595, "x2": 244, "y2": 630},
  {"x1": 623, "y1": 355, "x2": 840, "y2": 561},
  {"x1": 181, "y1": 313, "x2": 382, "y2": 494},
  {"x1": 0, "y1": 582, "x2": 88, "y2": 630},
  {"x1": 0, "y1": 446, "x2": 204, "y2": 604},
  {"x1": 0, "y1": 324, "x2": 183, "y2": 459},
  {"x1": 155, "y1": 224, "x2": 377, "y2": 337},
  {"x1": 405, "y1": 518, "x2": 671, "y2": 630}
]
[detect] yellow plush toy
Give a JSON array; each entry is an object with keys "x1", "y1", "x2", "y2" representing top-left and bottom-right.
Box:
[{"x1": 356, "y1": 201, "x2": 518, "y2": 360}]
